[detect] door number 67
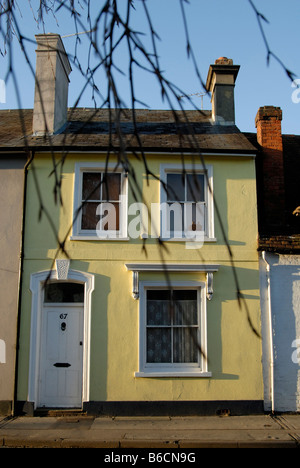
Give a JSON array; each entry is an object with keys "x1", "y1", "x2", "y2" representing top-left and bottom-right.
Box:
[{"x1": 60, "y1": 313, "x2": 68, "y2": 320}]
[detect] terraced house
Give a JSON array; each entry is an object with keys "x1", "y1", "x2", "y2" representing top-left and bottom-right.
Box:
[{"x1": 0, "y1": 34, "x2": 263, "y2": 416}]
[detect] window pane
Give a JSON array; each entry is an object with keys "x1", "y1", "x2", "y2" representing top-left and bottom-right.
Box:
[
  {"x1": 187, "y1": 174, "x2": 204, "y2": 202},
  {"x1": 102, "y1": 173, "x2": 121, "y2": 201},
  {"x1": 184, "y1": 203, "x2": 205, "y2": 232},
  {"x1": 97, "y1": 202, "x2": 120, "y2": 231},
  {"x1": 147, "y1": 301, "x2": 171, "y2": 326},
  {"x1": 147, "y1": 290, "x2": 171, "y2": 301},
  {"x1": 173, "y1": 327, "x2": 198, "y2": 363},
  {"x1": 147, "y1": 328, "x2": 171, "y2": 363},
  {"x1": 82, "y1": 172, "x2": 101, "y2": 200},
  {"x1": 81, "y1": 202, "x2": 100, "y2": 230},
  {"x1": 173, "y1": 290, "x2": 197, "y2": 301},
  {"x1": 173, "y1": 290, "x2": 198, "y2": 325},
  {"x1": 166, "y1": 174, "x2": 185, "y2": 202},
  {"x1": 81, "y1": 201, "x2": 120, "y2": 232},
  {"x1": 44, "y1": 282, "x2": 84, "y2": 303},
  {"x1": 167, "y1": 202, "x2": 184, "y2": 235},
  {"x1": 147, "y1": 290, "x2": 171, "y2": 325}
]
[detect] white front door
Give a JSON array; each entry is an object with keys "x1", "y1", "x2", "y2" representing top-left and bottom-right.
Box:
[{"x1": 38, "y1": 304, "x2": 84, "y2": 408}]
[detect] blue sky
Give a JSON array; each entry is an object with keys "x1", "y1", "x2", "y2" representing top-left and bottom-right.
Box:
[{"x1": 0, "y1": 0, "x2": 299, "y2": 134}]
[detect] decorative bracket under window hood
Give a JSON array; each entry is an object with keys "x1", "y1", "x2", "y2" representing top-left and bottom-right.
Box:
[{"x1": 125, "y1": 263, "x2": 220, "y2": 301}]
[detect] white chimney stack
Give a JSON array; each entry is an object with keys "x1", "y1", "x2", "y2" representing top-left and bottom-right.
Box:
[
  {"x1": 33, "y1": 34, "x2": 72, "y2": 135},
  {"x1": 206, "y1": 57, "x2": 240, "y2": 125}
]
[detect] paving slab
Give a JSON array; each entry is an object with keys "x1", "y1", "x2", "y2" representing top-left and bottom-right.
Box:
[
  {"x1": 279, "y1": 414, "x2": 300, "y2": 430},
  {"x1": 0, "y1": 414, "x2": 299, "y2": 448}
]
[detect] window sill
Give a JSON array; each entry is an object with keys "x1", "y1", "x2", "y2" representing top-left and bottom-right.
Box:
[
  {"x1": 134, "y1": 371, "x2": 212, "y2": 378},
  {"x1": 160, "y1": 237, "x2": 217, "y2": 243},
  {"x1": 70, "y1": 235, "x2": 130, "y2": 241}
]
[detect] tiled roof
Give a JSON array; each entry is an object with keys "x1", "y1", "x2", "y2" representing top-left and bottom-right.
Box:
[{"x1": 0, "y1": 108, "x2": 256, "y2": 153}]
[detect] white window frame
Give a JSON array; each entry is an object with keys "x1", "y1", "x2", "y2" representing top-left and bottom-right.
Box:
[
  {"x1": 135, "y1": 280, "x2": 211, "y2": 378},
  {"x1": 71, "y1": 162, "x2": 128, "y2": 240},
  {"x1": 160, "y1": 163, "x2": 215, "y2": 242}
]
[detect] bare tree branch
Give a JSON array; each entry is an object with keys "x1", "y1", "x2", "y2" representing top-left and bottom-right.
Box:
[{"x1": 1, "y1": 0, "x2": 284, "y2": 342}]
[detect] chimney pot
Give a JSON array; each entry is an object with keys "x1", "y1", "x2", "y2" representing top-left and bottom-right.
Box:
[{"x1": 215, "y1": 57, "x2": 233, "y2": 65}]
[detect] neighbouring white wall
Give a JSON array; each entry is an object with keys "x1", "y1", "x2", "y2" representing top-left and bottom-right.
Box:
[{"x1": 260, "y1": 252, "x2": 300, "y2": 412}]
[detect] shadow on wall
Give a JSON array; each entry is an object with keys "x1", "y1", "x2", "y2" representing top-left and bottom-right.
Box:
[
  {"x1": 57, "y1": 261, "x2": 112, "y2": 404},
  {"x1": 207, "y1": 263, "x2": 260, "y2": 381},
  {"x1": 88, "y1": 270, "x2": 111, "y2": 403}
]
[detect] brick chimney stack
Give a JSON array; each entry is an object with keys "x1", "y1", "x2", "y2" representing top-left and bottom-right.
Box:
[
  {"x1": 255, "y1": 106, "x2": 285, "y2": 232},
  {"x1": 33, "y1": 34, "x2": 72, "y2": 135},
  {"x1": 206, "y1": 57, "x2": 240, "y2": 125}
]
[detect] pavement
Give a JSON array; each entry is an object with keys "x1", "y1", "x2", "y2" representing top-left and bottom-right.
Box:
[{"x1": 1, "y1": 413, "x2": 300, "y2": 448}]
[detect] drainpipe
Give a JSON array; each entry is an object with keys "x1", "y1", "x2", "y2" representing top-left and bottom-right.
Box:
[
  {"x1": 262, "y1": 251, "x2": 275, "y2": 413},
  {"x1": 13, "y1": 150, "x2": 34, "y2": 416}
]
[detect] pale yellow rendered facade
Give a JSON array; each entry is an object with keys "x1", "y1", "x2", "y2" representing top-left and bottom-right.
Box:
[{"x1": 17, "y1": 151, "x2": 263, "y2": 409}]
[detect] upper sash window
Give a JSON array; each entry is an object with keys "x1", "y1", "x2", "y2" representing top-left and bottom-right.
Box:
[
  {"x1": 72, "y1": 163, "x2": 128, "y2": 240},
  {"x1": 160, "y1": 164, "x2": 215, "y2": 242}
]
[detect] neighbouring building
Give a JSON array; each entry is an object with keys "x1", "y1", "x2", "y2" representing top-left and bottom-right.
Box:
[
  {"x1": 0, "y1": 34, "x2": 264, "y2": 416},
  {"x1": 0, "y1": 146, "x2": 28, "y2": 415},
  {"x1": 247, "y1": 106, "x2": 300, "y2": 412}
]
